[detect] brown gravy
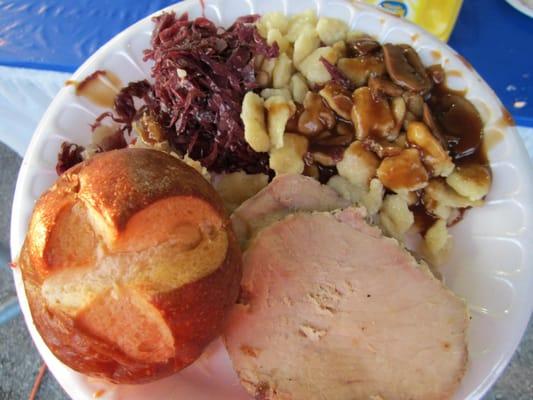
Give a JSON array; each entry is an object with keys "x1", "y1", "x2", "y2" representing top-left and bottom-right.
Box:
[
  {"x1": 445, "y1": 70, "x2": 462, "y2": 78},
  {"x1": 93, "y1": 389, "x2": 106, "y2": 399},
  {"x1": 499, "y1": 106, "x2": 515, "y2": 127},
  {"x1": 410, "y1": 201, "x2": 437, "y2": 235},
  {"x1": 430, "y1": 50, "x2": 441, "y2": 60},
  {"x1": 414, "y1": 78, "x2": 490, "y2": 230},
  {"x1": 456, "y1": 54, "x2": 474, "y2": 71},
  {"x1": 317, "y1": 164, "x2": 338, "y2": 184},
  {"x1": 67, "y1": 70, "x2": 122, "y2": 108},
  {"x1": 428, "y1": 83, "x2": 488, "y2": 167},
  {"x1": 288, "y1": 97, "x2": 354, "y2": 171},
  {"x1": 286, "y1": 59, "x2": 490, "y2": 233}
]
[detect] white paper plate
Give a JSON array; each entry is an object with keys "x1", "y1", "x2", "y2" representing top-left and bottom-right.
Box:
[{"x1": 10, "y1": 0, "x2": 533, "y2": 399}]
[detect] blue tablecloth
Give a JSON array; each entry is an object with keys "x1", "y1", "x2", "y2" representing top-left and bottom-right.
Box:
[{"x1": 448, "y1": 1, "x2": 532, "y2": 126}]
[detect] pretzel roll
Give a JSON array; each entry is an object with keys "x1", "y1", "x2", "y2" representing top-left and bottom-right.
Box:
[{"x1": 18, "y1": 148, "x2": 242, "y2": 383}]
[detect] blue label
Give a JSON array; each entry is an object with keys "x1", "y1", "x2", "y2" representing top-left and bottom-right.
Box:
[{"x1": 379, "y1": 1, "x2": 408, "y2": 17}]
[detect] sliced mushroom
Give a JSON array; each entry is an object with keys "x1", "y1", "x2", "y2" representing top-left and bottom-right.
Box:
[
  {"x1": 402, "y1": 92, "x2": 424, "y2": 118},
  {"x1": 422, "y1": 102, "x2": 447, "y2": 148},
  {"x1": 347, "y1": 37, "x2": 381, "y2": 56},
  {"x1": 391, "y1": 96, "x2": 407, "y2": 133},
  {"x1": 285, "y1": 105, "x2": 301, "y2": 132},
  {"x1": 338, "y1": 56, "x2": 385, "y2": 87},
  {"x1": 402, "y1": 110, "x2": 417, "y2": 131},
  {"x1": 334, "y1": 121, "x2": 356, "y2": 145},
  {"x1": 383, "y1": 44, "x2": 432, "y2": 93},
  {"x1": 363, "y1": 136, "x2": 405, "y2": 158},
  {"x1": 311, "y1": 150, "x2": 338, "y2": 166},
  {"x1": 298, "y1": 92, "x2": 336, "y2": 137},
  {"x1": 319, "y1": 82, "x2": 353, "y2": 120},
  {"x1": 426, "y1": 64, "x2": 446, "y2": 85},
  {"x1": 313, "y1": 122, "x2": 354, "y2": 147},
  {"x1": 313, "y1": 129, "x2": 333, "y2": 142},
  {"x1": 430, "y1": 93, "x2": 483, "y2": 160},
  {"x1": 368, "y1": 76, "x2": 404, "y2": 99}
]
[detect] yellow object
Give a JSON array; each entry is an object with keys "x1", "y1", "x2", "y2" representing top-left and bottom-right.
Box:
[{"x1": 363, "y1": 0, "x2": 463, "y2": 41}]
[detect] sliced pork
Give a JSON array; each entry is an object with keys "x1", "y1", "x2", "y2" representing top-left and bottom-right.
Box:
[
  {"x1": 225, "y1": 208, "x2": 468, "y2": 400},
  {"x1": 231, "y1": 174, "x2": 349, "y2": 246}
]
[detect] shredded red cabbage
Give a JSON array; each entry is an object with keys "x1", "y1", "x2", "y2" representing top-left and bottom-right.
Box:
[
  {"x1": 143, "y1": 12, "x2": 278, "y2": 173},
  {"x1": 56, "y1": 142, "x2": 85, "y2": 175},
  {"x1": 58, "y1": 12, "x2": 278, "y2": 175}
]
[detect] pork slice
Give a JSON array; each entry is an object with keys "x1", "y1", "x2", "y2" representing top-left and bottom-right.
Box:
[
  {"x1": 225, "y1": 208, "x2": 468, "y2": 400},
  {"x1": 231, "y1": 174, "x2": 350, "y2": 247}
]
